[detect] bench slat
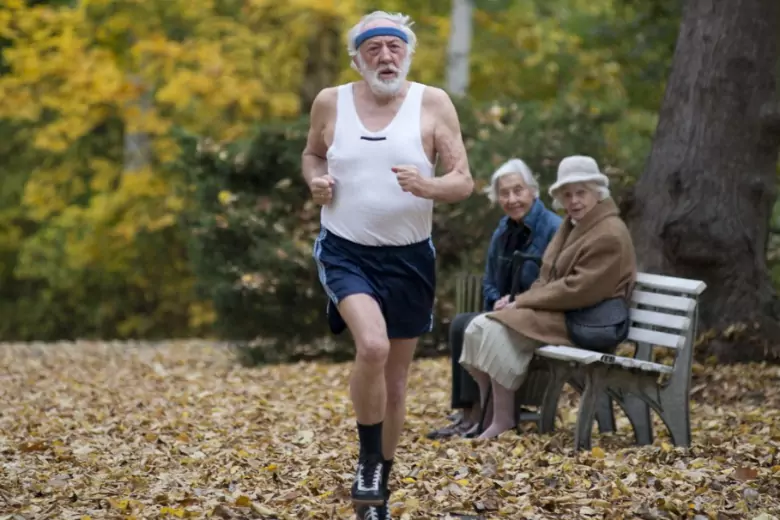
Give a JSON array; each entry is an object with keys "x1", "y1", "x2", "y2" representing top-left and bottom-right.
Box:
[
  {"x1": 536, "y1": 345, "x2": 604, "y2": 364},
  {"x1": 631, "y1": 290, "x2": 697, "y2": 313},
  {"x1": 630, "y1": 308, "x2": 690, "y2": 331},
  {"x1": 627, "y1": 326, "x2": 685, "y2": 349},
  {"x1": 536, "y1": 346, "x2": 674, "y2": 374},
  {"x1": 636, "y1": 272, "x2": 707, "y2": 296},
  {"x1": 602, "y1": 354, "x2": 674, "y2": 374}
]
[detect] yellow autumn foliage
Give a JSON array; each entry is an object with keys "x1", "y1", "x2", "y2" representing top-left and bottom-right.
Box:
[
  {"x1": 0, "y1": 0, "x2": 366, "y2": 338},
  {"x1": 0, "y1": 0, "x2": 657, "y2": 339}
]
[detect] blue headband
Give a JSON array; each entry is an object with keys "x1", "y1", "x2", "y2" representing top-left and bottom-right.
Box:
[{"x1": 353, "y1": 27, "x2": 408, "y2": 49}]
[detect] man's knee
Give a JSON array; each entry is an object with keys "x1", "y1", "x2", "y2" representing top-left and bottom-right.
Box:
[
  {"x1": 355, "y1": 334, "x2": 391, "y2": 366},
  {"x1": 337, "y1": 293, "x2": 390, "y2": 365}
]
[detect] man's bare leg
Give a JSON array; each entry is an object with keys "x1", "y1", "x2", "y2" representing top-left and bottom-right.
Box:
[
  {"x1": 382, "y1": 337, "x2": 417, "y2": 458},
  {"x1": 369, "y1": 336, "x2": 417, "y2": 510},
  {"x1": 339, "y1": 294, "x2": 389, "y2": 424},
  {"x1": 337, "y1": 293, "x2": 391, "y2": 505}
]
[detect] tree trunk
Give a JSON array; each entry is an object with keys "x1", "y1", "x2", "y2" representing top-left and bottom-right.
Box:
[
  {"x1": 124, "y1": 31, "x2": 152, "y2": 174},
  {"x1": 446, "y1": 0, "x2": 473, "y2": 96},
  {"x1": 298, "y1": 14, "x2": 342, "y2": 115},
  {"x1": 621, "y1": 0, "x2": 780, "y2": 363},
  {"x1": 123, "y1": 74, "x2": 153, "y2": 173}
]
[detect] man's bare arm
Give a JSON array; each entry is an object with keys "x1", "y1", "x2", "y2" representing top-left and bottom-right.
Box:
[
  {"x1": 301, "y1": 88, "x2": 335, "y2": 188},
  {"x1": 425, "y1": 88, "x2": 474, "y2": 203}
]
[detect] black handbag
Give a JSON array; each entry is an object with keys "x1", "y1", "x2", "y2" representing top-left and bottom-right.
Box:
[
  {"x1": 564, "y1": 297, "x2": 630, "y2": 353},
  {"x1": 547, "y1": 232, "x2": 630, "y2": 353}
]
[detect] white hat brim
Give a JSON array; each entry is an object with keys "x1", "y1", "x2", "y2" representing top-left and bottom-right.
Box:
[{"x1": 548, "y1": 172, "x2": 609, "y2": 197}]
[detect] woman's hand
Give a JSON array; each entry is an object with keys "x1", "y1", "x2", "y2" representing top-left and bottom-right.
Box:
[{"x1": 493, "y1": 295, "x2": 511, "y2": 310}]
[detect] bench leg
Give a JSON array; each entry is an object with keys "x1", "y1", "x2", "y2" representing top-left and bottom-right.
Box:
[
  {"x1": 658, "y1": 392, "x2": 692, "y2": 447},
  {"x1": 514, "y1": 391, "x2": 542, "y2": 431},
  {"x1": 599, "y1": 369, "x2": 691, "y2": 448},
  {"x1": 513, "y1": 366, "x2": 547, "y2": 432},
  {"x1": 539, "y1": 362, "x2": 569, "y2": 434},
  {"x1": 568, "y1": 371, "x2": 616, "y2": 434},
  {"x1": 574, "y1": 365, "x2": 608, "y2": 451},
  {"x1": 615, "y1": 393, "x2": 653, "y2": 445},
  {"x1": 595, "y1": 393, "x2": 615, "y2": 434}
]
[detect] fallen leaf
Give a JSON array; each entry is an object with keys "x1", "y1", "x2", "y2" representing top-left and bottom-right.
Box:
[
  {"x1": 1, "y1": 341, "x2": 778, "y2": 519},
  {"x1": 234, "y1": 495, "x2": 251, "y2": 507},
  {"x1": 160, "y1": 506, "x2": 186, "y2": 517},
  {"x1": 251, "y1": 503, "x2": 277, "y2": 515},
  {"x1": 17, "y1": 440, "x2": 47, "y2": 452},
  {"x1": 295, "y1": 430, "x2": 315, "y2": 445},
  {"x1": 734, "y1": 467, "x2": 758, "y2": 481}
]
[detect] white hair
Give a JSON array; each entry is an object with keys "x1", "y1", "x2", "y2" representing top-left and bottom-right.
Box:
[
  {"x1": 550, "y1": 181, "x2": 610, "y2": 210},
  {"x1": 347, "y1": 11, "x2": 418, "y2": 67},
  {"x1": 483, "y1": 158, "x2": 540, "y2": 204}
]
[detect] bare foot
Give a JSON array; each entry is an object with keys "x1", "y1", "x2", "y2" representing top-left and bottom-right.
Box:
[{"x1": 477, "y1": 421, "x2": 515, "y2": 439}]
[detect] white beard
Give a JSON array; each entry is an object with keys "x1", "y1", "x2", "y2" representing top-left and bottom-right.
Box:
[{"x1": 356, "y1": 54, "x2": 412, "y2": 97}]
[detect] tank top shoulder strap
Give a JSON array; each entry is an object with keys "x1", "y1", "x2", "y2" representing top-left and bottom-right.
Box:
[
  {"x1": 336, "y1": 82, "x2": 355, "y2": 115},
  {"x1": 407, "y1": 82, "x2": 426, "y2": 105},
  {"x1": 394, "y1": 82, "x2": 425, "y2": 132},
  {"x1": 334, "y1": 83, "x2": 359, "y2": 144}
]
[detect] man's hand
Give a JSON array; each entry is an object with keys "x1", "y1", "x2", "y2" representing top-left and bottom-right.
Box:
[
  {"x1": 493, "y1": 295, "x2": 511, "y2": 311},
  {"x1": 392, "y1": 165, "x2": 430, "y2": 198},
  {"x1": 309, "y1": 175, "x2": 335, "y2": 205}
]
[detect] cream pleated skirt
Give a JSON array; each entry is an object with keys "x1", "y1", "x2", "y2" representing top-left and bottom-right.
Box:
[{"x1": 459, "y1": 313, "x2": 543, "y2": 391}]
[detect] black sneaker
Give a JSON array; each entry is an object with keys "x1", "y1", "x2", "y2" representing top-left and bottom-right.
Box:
[
  {"x1": 355, "y1": 504, "x2": 390, "y2": 520},
  {"x1": 351, "y1": 453, "x2": 385, "y2": 505}
]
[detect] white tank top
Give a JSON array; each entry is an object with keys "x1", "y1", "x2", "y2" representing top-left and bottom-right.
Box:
[{"x1": 321, "y1": 82, "x2": 435, "y2": 246}]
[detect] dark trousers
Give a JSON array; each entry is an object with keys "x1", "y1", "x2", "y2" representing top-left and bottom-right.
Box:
[{"x1": 450, "y1": 312, "x2": 482, "y2": 409}]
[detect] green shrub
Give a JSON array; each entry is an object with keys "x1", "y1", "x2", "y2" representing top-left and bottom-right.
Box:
[{"x1": 178, "y1": 97, "x2": 633, "y2": 364}]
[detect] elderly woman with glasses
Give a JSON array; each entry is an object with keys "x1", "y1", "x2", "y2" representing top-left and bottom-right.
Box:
[
  {"x1": 459, "y1": 155, "x2": 638, "y2": 439},
  {"x1": 427, "y1": 158, "x2": 561, "y2": 439}
]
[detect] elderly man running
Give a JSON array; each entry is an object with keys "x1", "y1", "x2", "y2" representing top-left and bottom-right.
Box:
[{"x1": 302, "y1": 10, "x2": 473, "y2": 519}]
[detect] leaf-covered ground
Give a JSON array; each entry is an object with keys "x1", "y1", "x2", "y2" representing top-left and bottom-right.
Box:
[{"x1": 1, "y1": 341, "x2": 779, "y2": 520}]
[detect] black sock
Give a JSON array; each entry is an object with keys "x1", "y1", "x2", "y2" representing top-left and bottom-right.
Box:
[
  {"x1": 382, "y1": 458, "x2": 394, "y2": 490},
  {"x1": 357, "y1": 421, "x2": 383, "y2": 457}
]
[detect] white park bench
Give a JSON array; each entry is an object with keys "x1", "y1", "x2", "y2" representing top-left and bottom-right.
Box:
[
  {"x1": 455, "y1": 274, "x2": 622, "y2": 438},
  {"x1": 534, "y1": 272, "x2": 706, "y2": 450},
  {"x1": 453, "y1": 271, "x2": 706, "y2": 450}
]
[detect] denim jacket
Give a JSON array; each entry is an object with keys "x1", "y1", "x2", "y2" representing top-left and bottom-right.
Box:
[{"x1": 482, "y1": 198, "x2": 562, "y2": 311}]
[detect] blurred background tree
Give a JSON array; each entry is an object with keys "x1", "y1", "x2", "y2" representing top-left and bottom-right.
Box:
[
  {"x1": 5, "y1": 0, "x2": 777, "y2": 365},
  {"x1": 0, "y1": 0, "x2": 360, "y2": 339},
  {"x1": 622, "y1": 0, "x2": 780, "y2": 362}
]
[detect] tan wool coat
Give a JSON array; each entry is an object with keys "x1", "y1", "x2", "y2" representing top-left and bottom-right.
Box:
[{"x1": 488, "y1": 197, "x2": 637, "y2": 346}]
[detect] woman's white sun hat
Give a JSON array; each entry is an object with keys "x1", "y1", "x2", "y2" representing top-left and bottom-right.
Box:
[{"x1": 548, "y1": 155, "x2": 609, "y2": 197}]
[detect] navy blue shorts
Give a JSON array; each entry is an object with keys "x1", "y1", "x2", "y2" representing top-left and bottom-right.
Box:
[{"x1": 313, "y1": 228, "x2": 436, "y2": 339}]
